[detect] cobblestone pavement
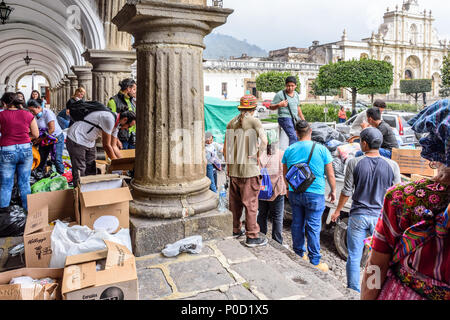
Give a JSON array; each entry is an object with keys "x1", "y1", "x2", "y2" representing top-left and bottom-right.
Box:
[{"x1": 266, "y1": 220, "x2": 364, "y2": 287}]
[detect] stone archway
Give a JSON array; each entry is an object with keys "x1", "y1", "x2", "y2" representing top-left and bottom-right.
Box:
[{"x1": 405, "y1": 55, "x2": 421, "y2": 79}]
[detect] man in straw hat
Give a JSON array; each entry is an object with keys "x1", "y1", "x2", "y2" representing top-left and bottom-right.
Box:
[{"x1": 224, "y1": 94, "x2": 268, "y2": 247}]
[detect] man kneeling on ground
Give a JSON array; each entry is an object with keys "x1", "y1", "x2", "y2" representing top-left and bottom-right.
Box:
[{"x1": 67, "y1": 110, "x2": 136, "y2": 186}]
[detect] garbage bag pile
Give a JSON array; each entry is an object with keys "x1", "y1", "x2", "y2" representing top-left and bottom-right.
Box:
[
  {"x1": 0, "y1": 206, "x2": 27, "y2": 237},
  {"x1": 310, "y1": 123, "x2": 362, "y2": 180}
]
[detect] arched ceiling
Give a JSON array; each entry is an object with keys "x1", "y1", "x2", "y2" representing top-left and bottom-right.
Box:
[{"x1": 0, "y1": 0, "x2": 105, "y2": 88}]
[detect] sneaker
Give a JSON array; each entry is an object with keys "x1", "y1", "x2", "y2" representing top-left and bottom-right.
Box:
[
  {"x1": 233, "y1": 229, "x2": 245, "y2": 238},
  {"x1": 314, "y1": 262, "x2": 329, "y2": 272},
  {"x1": 245, "y1": 237, "x2": 268, "y2": 248}
]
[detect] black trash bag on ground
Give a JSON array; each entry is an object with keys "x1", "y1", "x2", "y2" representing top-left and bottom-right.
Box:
[
  {"x1": 0, "y1": 206, "x2": 27, "y2": 237},
  {"x1": 31, "y1": 167, "x2": 55, "y2": 184},
  {"x1": 311, "y1": 123, "x2": 346, "y2": 144},
  {"x1": 332, "y1": 157, "x2": 346, "y2": 179}
]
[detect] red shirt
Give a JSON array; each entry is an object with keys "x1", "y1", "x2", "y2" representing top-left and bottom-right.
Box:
[{"x1": 0, "y1": 109, "x2": 34, "y2": 147}]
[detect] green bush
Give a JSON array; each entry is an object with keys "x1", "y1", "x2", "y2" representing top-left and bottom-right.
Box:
[
  {"x1": 261, "y1": 104, "x2": 352, "y2": 123},
  {"x1": 256, "y1": 71, "x2": 301, "y2": 94},
  {"x1": 400, "y1": 79, "x2": 432, "y2": 94},
  {"x1": 386, "y1": 103, "x2": 419, "y2": 112}
]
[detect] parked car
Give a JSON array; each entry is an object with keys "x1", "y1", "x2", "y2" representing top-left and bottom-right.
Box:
[
  {"x1": 336, "y1": 111, "x2": 419, "y2": 145},
  {"x1": 262, "y1": 99, "x2": 272, "y2": 109}
]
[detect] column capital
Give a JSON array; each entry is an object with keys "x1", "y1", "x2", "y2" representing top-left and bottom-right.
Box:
[
  {"x1": 112, "y1": 1, "x2": 233, "y2": 48},
  {"x1": 82, "y1": 49, "x2": 136, "y2": 73}
]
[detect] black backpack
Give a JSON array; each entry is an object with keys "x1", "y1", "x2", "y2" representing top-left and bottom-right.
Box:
[{"x1": 68, "y1": 100, "x2": 116, "y2": 133}]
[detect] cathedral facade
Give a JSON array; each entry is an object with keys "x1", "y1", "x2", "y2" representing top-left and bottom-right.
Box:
[{"x1": 270, "y1": 0, "x2": 449, "y2": 100}]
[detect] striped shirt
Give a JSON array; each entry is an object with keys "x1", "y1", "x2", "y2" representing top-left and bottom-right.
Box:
[{"x1": 372, "y1": 179, "x2": 450, "y2": 284}]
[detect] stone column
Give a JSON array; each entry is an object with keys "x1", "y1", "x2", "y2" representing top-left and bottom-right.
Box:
[
  {"x1": 82, "y1": 50, "x2": 136, "y2": 104},
  {"x1": 64, "y1": 78, "x2": 71, "y2": 106},
  {"x1": 71, "y1": 65, "x2": 93, "y2": 100},
  {"x1": 113, "y1": 0, "x2": 233, "y2": 255},
  {"x1": 67, "y1": 73, "x2": 78, "y2": 97}
]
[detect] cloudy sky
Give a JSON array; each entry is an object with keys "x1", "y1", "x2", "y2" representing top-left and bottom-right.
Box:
[{"x1": 213, "y1": 0, "x2": 450, "y2": 51}]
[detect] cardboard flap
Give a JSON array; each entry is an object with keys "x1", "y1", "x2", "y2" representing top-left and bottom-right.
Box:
[
  {"x1": 120, "y1": 149, "x2": 135, "y2": 158},
  {"x1": 65, "y1": 250, "x2": 108, "y2": 267},
  {"x1": 62, "y1": 262, "x2": 97, "y2": 294},
  {"x1": 79, "y1": 174, "x2": 121, "y2": 184},
  {"x1": 104, "y1": 240, "x2": 135, "y2": 270},
  {"x1": 81, "y1": 187, "x2": 133, "y2": 207},
  {"x1": 24, "y1": 205, "x2": 49, "y2": 236}
]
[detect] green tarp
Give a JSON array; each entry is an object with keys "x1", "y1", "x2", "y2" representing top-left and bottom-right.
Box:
[{"x1": 204, "y1": 96, "x2": 240, "y2": 144}]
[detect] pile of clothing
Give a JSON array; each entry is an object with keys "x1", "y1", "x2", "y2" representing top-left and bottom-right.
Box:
[{"x1": 310, "y1": 123, "x2": 361, "y2": 179}]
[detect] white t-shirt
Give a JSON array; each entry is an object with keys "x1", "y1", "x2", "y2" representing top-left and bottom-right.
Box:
[
  {"x1": 67, "y1": 111, "x2": 119, "y2": 148},
  {"x1": 37, "y1": 108, "x2": 62, "y2": 137}
]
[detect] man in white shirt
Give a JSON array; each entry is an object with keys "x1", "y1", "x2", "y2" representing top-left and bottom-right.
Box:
[
  {"x1": 350, "y1": 100, "x2": 386, "y2": 138},
  {"x1": 67, "y1": 110, "x2": 136, "y2": 186}
]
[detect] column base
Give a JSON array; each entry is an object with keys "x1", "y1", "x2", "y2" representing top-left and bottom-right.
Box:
[{"x1": 130, "y1": 209, "x2": 233, "y2": 256}]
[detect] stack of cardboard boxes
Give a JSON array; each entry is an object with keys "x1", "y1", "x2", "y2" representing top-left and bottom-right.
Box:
[
  {"x1": 0, "y1": 174, "x2": 139, "y2": 300},
  {"x1": 391, "y1": 148, "x2": 438, "y2": 179}
]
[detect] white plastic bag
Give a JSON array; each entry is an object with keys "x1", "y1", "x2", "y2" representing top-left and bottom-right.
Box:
[
  {"x1": 49, "y1": 221, "x2": 132, "y2": 268},
  {"x1": 162, "y1": 235, "x2": 203, "y2": 258}
]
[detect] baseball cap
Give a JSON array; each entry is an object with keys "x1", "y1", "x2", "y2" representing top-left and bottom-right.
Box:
[
  {"x1": 205, "y1": 132, "x2": 213, "y2": 140},
  {"x1": 360, "y1": 127, "x2": 383, "y2": 149}
]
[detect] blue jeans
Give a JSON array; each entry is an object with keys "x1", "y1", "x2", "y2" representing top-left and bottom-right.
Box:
[
  {"x1": 0, "y1": 143, "x2": 33, "y2": 210},
  {"x1": 278, "y1": 117, "x2": 298, "y2": 146},
  {"x1": 288, "y1": 192, "x2": 325, "y2": 265},
  {"x1": 355, "y1": 148, "x2": 392, "y2": 159},
  {"x1": 38, "y1": 133, "x2": 65, "y2": 174},
  {"x1": 57, "y1": 116, "x2": 70, "y2": 130},
  {"x1": 206, "y1": 164, "x2": 217, "y2": 193},
  {"x1": 258, "y1": 195, "x2": 285, "y2": 244},
  {"x1": 346, "y1": 214, "x2": 378, "y2": 292},
  {"x1": 121, "y1": 140, "x2": 136, "y2": 150},
  {"x1": 339, "y1": 118, "x2": 346, "y2": 123}
]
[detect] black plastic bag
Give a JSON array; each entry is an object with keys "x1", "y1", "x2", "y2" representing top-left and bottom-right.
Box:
[
  {"x1": 9, "y1": 186, "x2": 22, "y2": 207},
  {"x1": 0, "y1": 206, "x2": 27, "y2": 237},
  {"x1": 311, "y1": 123, "x2": 346, "y2": 144}
]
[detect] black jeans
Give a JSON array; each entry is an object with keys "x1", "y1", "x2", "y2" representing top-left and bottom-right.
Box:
[
  {"x1": 257, "y1": 195, "x2": 285, "y2": 244},
  {"x1": 66, "y1": 138, "x2": 96, "y2": 187}
]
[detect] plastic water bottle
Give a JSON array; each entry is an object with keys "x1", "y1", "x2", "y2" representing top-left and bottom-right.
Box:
[{"x1": 218, "y1": 184, "x2": 227, "y2": 212}]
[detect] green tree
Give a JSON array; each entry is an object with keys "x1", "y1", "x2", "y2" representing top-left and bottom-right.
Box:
[
  {"x1": 359, "y1": 86, "x2": 391, "y2": 104},
  {"x1": 309, "y1": 79, "x2": 340, "y2": 104},
  {"x1": 315, "y1": 59, "x2": 393, "y2": 113},
  {"x1": 440, "y1": 54, "x2": 450, "y2": 97},
  {"x1": 400, "y1": 79, "x2": 432, "y2": 105},
  {"x1": 256, "y1": 71, "x2": 300, "y2": 94}
]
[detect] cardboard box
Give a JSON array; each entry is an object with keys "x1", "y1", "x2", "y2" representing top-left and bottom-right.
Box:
[
  {"x1": 0, "y1": 268, "x2": 63, "y2": 300},
  {"x1": 391, "y1": 148, "x2": 437, "y2": 177},
  {"x1": 75, "y1": 174, "x2": 133, "y2": 230},
  {"x1": 62, "y1": 240, "x2": 138, "y2": 300},
  {"x1": 107, "y1": 149, "x2": 135, "y2": 173},
  {"x1": 25, "y1": 190, "x2": 77, "y2": 268},
  {"x1": 96, "y1": 160, "x2": 108, "y2": 175}
]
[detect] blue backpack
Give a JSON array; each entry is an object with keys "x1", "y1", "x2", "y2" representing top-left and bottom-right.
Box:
[
  {"x1": 259, "y1": 160, "x2": 274, "y2": 200},
  {"x1": 285, "y1": 143, "x2": 317, "y2": 193}
]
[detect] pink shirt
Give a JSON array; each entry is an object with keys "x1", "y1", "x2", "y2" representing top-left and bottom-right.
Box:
[
  {"x1": 0, "y1": 109, "x2": 34, "y2": 147},
  {"x1": 259, "y1": 149, "x2": 287, "y2": 201}
]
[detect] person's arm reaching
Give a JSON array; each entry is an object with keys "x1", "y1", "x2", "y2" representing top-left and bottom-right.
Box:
[
  {"x1": 102, "y1": 131, "x2": 117, "y2": 160},
  {"x1": 111, "y1": 136, "x2": 122, "y2": 158},
  {"x1": 47, "y1": 120, "x2": 55, "y2": 135},
  {"x1": 325, "y1": 162, "x2": 336, "y2": 203},
  {"x1": 331, "y1": 158, "x2": 355, "y2": 221}
]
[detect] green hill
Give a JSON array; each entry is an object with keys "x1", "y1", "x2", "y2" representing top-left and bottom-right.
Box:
[{"x1": 204, "y1": 33, "x2": 268, "y2": 59}]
